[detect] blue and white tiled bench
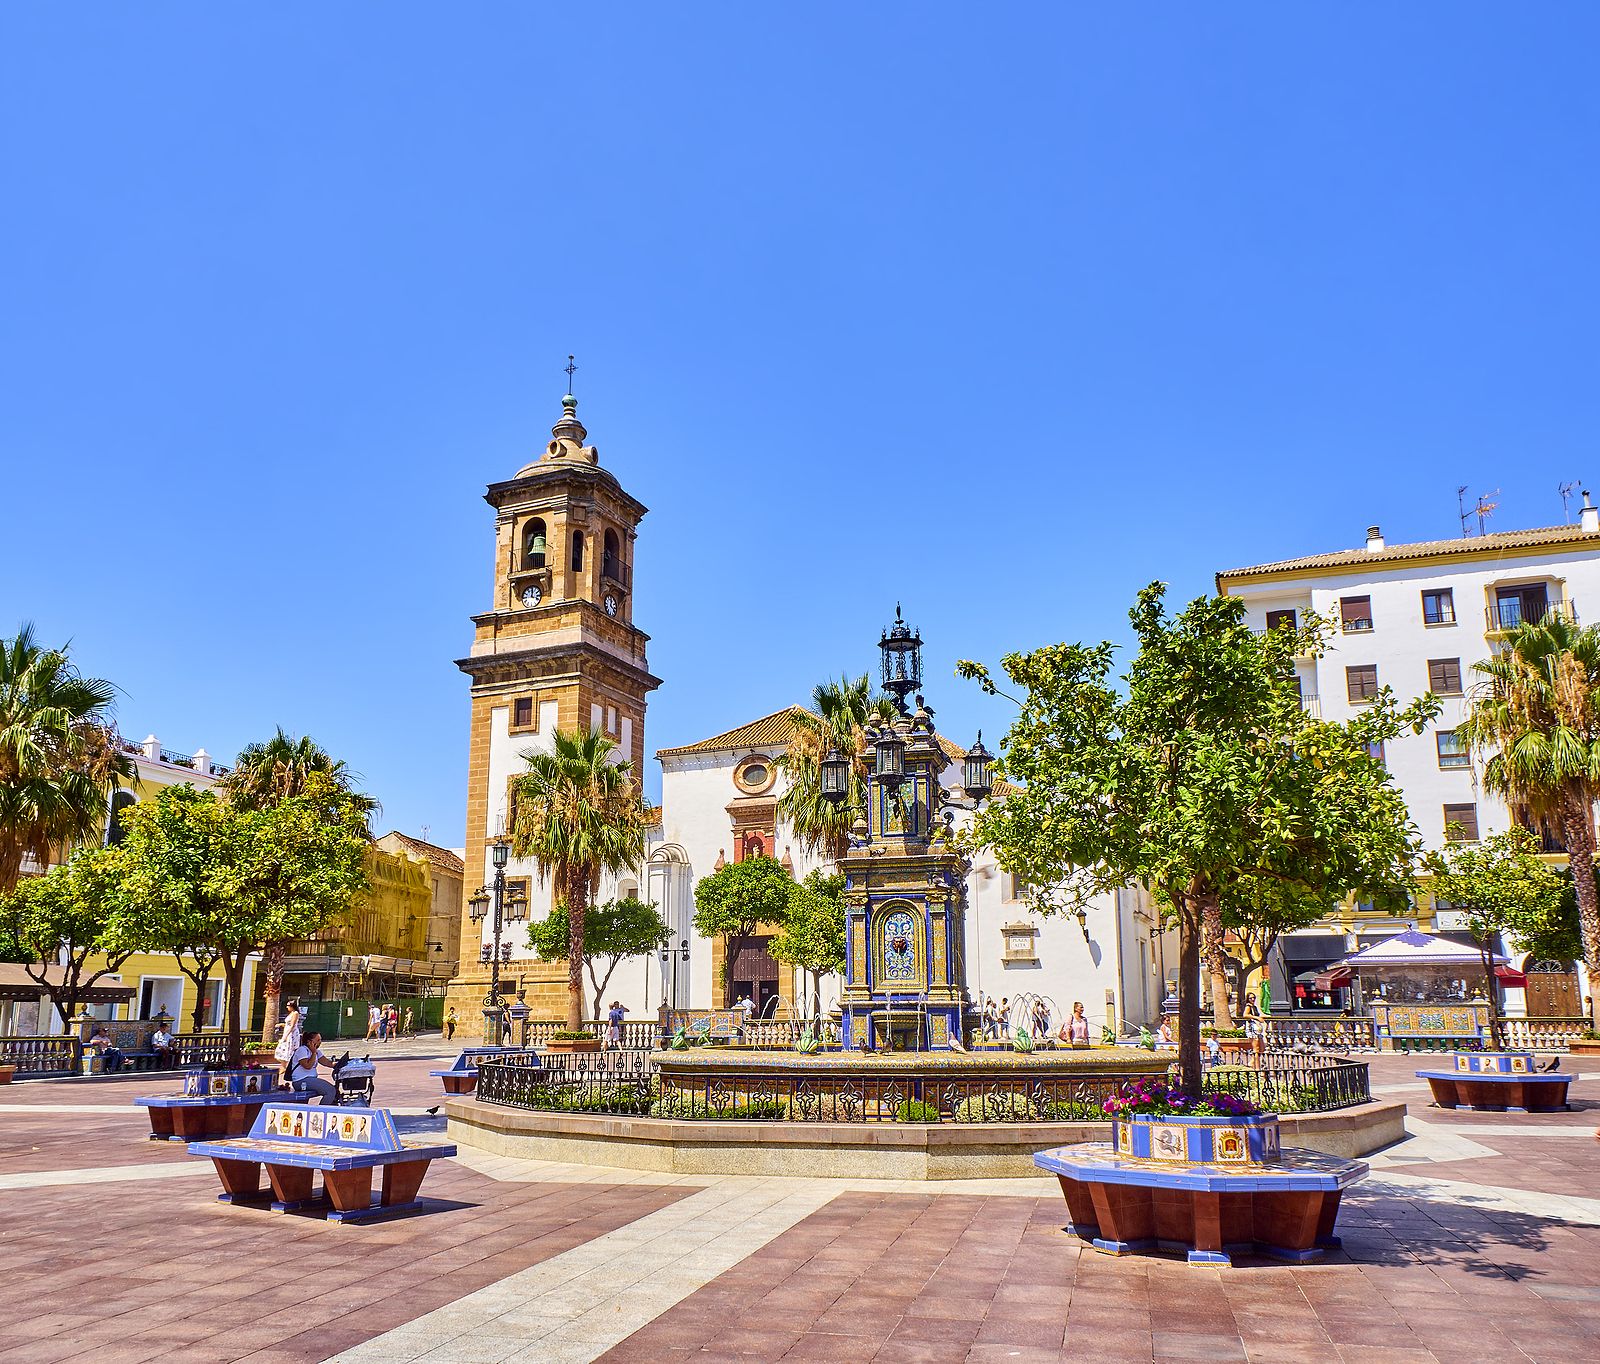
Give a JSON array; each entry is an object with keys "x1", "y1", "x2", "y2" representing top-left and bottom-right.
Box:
[
  {"x1": 429, "y1": 1046, "x2": 528, "y2": 1095},
  {"x1": 134, "y1": 1066, "x2": 286, "y2": 1141},
  {"x1": 1036, "y1": 1130, "x2": 1367, "y2": 1266},
  {"x1": 188, "y1": 1103, "x2": 456, "y2": 1223},
  {"x1": 1417, "y1": 1051, "x2": 1573, "y2": 1113}
]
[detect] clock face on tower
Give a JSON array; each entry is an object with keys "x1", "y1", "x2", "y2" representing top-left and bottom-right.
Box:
[
  {"x1": 603, "y1": 594, "x2": 618, "y2": 617},
  {"x1": 521, "y1": 584, "x2": 542, "y2": 608}
]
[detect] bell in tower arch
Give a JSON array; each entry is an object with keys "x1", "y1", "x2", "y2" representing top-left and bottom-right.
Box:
[{"x1": 522, "y1": 519, "x2": 547, "y2": 570}]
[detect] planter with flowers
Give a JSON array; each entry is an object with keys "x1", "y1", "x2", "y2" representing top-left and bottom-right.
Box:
[
  {"x1": 1034, "y1": 1079, "x2": 1367, "y2": 1266},
  {"x1": 1101, "y1": 1077, "x2": 1279, "y2": 1165}
]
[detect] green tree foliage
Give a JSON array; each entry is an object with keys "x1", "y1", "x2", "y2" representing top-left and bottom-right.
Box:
[
  {"x1": 961, "y1": 584, "x2": 1436, "y2": 1094},
  {"x1": 511, "y1": 729, "x2": 652, "y2": 1031},
  {"x1": 693, "y1": 854, "x2": 795, "y2": 999},
  {"x1": 0, "y1": 846, "x2": 133, "y2": 1025},
  {"x1": 115, "y1": 777, "x2": 370, "y2": 1065},
  {"x1": 527, "y1": 895, "x2": 668, "y2": 1019},
  {"x1": 1458, "y1": 613, "x2": 1600, "y2": 1026},
  {"x1": 222, "y1": 727, "x2": 378, "y2": 1042},
  {"x1": 0, "y1": 624, "x2": 134, "y2": 894},
  {"x1": 771, "y1": 869, "x2": 846, "y2": 1015},
  {"x1": 1424, "y1": 827, "x2": 1567, "y2": 1048},
  {"x1": 778, "y1": 676, "x2": 896, "y2": 857}
]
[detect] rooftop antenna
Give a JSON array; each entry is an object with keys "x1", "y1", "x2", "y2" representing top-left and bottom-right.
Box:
[
  {"x1": 563, "y1": 354, "x2": 577, "y2": 396},
  {"x1": 1475, "y1": 489, "x2": 1499, "y2": 536},
  {"x1": 1457, "y1": 486, "x2": 1472, "y2": 538},
  {"x1": 1560, "y1": 481, "x2": 1582, "y2": 522},
  {"x1": 420, "y1": 824, "x2": 430, "y2": 844}
]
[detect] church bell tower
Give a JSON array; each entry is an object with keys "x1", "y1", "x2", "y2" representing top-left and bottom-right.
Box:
[{"x1": 444, "y1": 387, "x2": 661, "y2": 1030}]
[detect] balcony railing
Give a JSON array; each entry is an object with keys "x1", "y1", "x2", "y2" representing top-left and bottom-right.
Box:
[
  {"x1": 601, "y1": 555, "x2": 631, "y2": 590},
  {"x1": 1487, "y1": 598, "x2": 1577, "y2": 633}
]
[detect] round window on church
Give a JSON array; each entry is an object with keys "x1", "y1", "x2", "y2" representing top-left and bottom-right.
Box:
[{"x1": 733, "y1": 755, "x2": 776, "y2": 794}]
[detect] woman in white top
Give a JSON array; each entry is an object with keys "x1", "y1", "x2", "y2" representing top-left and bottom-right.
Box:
[
  {"x1": 289, "y1": 1031, "x2": 339, "y2": 1105},
  {"x1": 274, "y1": 998, "x2": 304, "y2": 1064}
]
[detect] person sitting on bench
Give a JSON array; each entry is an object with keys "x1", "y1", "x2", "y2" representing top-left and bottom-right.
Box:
[
  {"x1": 151, "y1": 1022, "x2": 177, "y2": 1068},
  {"x1": 288, "y1": 1031, "x2": 339, "y2": 1105},
  {"x1": 86, "y1": 1025, "x2": 124, "y2": 1073}
]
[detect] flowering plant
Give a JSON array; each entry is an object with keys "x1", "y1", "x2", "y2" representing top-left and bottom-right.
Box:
[{"x1": 1101, "y1": 1077, "x2": 1260, "y2": 1118}]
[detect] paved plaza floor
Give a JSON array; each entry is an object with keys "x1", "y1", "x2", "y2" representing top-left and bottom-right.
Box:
[{"x1": 1, "y1": 1046, "x2": 1597, "y2": 1363}]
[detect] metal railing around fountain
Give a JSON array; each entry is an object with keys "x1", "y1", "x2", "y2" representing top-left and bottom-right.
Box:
[{"x1": 473, "y1": 1054, "x2": 1373, "y2": 1122}]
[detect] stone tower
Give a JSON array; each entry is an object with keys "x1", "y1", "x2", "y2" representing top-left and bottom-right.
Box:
[{"x1": 443, "y1": 392, "x2": 661, "y2": 1031}]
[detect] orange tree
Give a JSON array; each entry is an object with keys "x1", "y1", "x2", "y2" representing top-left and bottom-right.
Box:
[{"x1": 961, "y1": 583, "x2": 1434, "y2": 1095}]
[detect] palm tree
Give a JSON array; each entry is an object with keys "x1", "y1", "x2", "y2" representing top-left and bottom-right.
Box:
[
  {"x1": 225, "y1": 728, "x2": 377, "y2": 815},
  {"x1": 778, "y1": 674, "x2": 897, "y2": 858},
  {"x1": 0, "y1": 625, "x2": 133, "y2": 894},
  {"x1": 1459, "y1": 613, "x2": 1600, "y2": 1027},
  {"x1": 510, "y1": 729, "x2": 651, "y2": 1031},
  {"x1": 223, "y1": 728, "x2": 377, "y2": 1041}
]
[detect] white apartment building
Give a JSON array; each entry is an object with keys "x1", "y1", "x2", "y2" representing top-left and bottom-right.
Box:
[{"x1": 1217, "y1": 511, "x2": 1600, "y2": 1017}]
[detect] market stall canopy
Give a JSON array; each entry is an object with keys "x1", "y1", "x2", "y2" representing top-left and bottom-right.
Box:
[
  {"x1": 1493, "y1": 964, "x2": 1529, "y2": 987},
  {"x1": 1336, "y1": 928, "x2": 1506, "y2": 970},
  {"x1": 0, "y1": 962, "x2": 135, "y2": 1004}
]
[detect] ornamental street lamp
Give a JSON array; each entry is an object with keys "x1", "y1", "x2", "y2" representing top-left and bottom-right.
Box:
[
  {"x1": 658, "y1": 937, "x2": 691, "y2": 1019},
  {"x1": 879, "y1": 604, "x2": 923, "y2": 715},
  {"x1": 472, "y1": 835, "x2": 527, "y2": 1044},
  {"x1": 819, "y1": 746, "x2": 851, "y2": 805},
  {"x1": 872, "y1": 723, "x2": 906, "y2": 790},
  {"x1": 962, "y1": 731, "x2": 993, "y2": 803}
]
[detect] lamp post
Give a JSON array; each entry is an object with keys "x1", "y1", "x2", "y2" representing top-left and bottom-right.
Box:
[
  {"x1": 658, "y1": 937, "x2": 690, "y2": 1041},
  {"x1": 468, "y1": 836, "x2": 527, "y2": 1044}
]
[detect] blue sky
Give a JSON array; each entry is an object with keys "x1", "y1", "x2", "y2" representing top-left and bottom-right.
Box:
[{"x1": 4, "y1": 5, "x2": 1598, "y2": 843}]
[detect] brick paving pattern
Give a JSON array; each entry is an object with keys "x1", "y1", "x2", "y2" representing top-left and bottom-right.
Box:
[{"x1": 0, "y1": 1045, "x2": 1595, "y2": 1362}]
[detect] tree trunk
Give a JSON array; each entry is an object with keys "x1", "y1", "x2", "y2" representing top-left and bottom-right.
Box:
[
  {"x1": 1561, "y1": 791, "x2": 1600, "y2": 1029},
  {"x1": 187, "y1": 965, "x2": 212, "y2": 1033},
  {"x1": 1200, "y1": 896, "x2": 1234, "y2": 1029},
  {"x1": 222, "y1": 953, "x2": 246, "y2": 1067},
  {"x1": 259, "y1": 940, "x2": 285, "y2": 1045},
  {"x1": 565, "y1": 866, "x2": 589, "y2": 1032},
  {"x1": 1478, "y1": 932, "x2": 1505, "y2": 1050},
  {"x1": 1176, "y1": 898, "x2": 1203, "y2": 1097}
]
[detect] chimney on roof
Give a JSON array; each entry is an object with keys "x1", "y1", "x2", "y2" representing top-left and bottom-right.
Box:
[
  {"x1": 1365, "y1": 525, "x2": 1385, "y2": 552},
  {"x1": 1582, "y1": 493, "x2": 1599, "y2": 535}
]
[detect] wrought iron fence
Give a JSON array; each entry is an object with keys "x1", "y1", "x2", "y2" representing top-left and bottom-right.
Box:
[{"x1": 475, "y1": 1056, "x2": 1373, "y2": 1123}]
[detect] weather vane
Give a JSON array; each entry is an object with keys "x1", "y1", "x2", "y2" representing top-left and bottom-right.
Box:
[{"x1": 563, "y1": 354, "x2": 577, "y2": 395}]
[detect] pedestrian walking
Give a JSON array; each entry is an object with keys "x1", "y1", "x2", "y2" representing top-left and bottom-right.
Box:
[
  {"x1": 607, "y1": 999, "x2": 625, "y2": 1049},
  {"x1": 444, "y1": 1006, "x2": 458, "y2": 1042},
  {"x1": 377, "y1": 1007, "x2": 389, "y2": 1042},
  {"x1": 366, "y1": 1004, "x2": 379, "y2": 1041},
  {"x1": 403, "y1": 1006, "x2": 414, "y2": 1039}
]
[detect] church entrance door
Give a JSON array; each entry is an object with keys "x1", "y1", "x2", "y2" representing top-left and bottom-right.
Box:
[{"x1": 731, "y1": 936, "x2": 781, "y2": 1016}]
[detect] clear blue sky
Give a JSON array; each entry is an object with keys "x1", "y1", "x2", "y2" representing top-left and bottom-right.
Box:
[{"x1": 4, "y1": 5, "x2": 1598, "y2": 844}]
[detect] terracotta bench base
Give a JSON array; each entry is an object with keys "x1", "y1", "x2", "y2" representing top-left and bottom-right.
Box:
[{"x1": 1417, "y1": 1073, "x2": 1572, "y2": 1113}]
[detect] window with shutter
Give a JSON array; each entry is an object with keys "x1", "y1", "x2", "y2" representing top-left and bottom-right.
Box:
[
  {"x1": 1427, "y1": 658, "x2": 1463, "y2": 694},
  {"x1": 1340, "y1": 597, "x2": 1373, "y2": 633},
  {"x1": 512, "y1": 696, "x2": 535, "y2": 730},
  {"x1": 1346, "y1": 664, "x2": 1379, "y2": 702},
  {"x1": 1443, "y1": 803, "x2": 1479, "y2": 841}
]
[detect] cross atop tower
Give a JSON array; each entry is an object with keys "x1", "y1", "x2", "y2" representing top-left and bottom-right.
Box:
[{"x1": 563, "y1": 354, "x2": 577, "y2": 395}]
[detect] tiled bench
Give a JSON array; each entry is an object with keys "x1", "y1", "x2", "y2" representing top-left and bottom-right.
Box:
[
  {"x1": 188, "y1": 1103, "x2": 456, "y2": 1224},
  {"x1": 1035, "y1": 1142, "x2": 1368, "y2": 1266},
  {"x1": 1418, "y1": 1051, "x2": 1573, "y2": 1113},
  {"x1": 135, "y1": 1067, "x2": 286, "y2": 1141},
  {"x1": 429, "y1": 1046, "x2": 529, "y2": 1095}
]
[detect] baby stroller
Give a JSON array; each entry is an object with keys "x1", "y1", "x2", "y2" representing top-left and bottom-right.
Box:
[{"x1": 331, "y1": 1053, "x2": 376, "y2": 1106}]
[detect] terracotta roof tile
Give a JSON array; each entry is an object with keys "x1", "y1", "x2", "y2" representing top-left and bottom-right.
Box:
[
  {"x1": 1219, "y1": 524, "x2": 1600, "y2": 582},
  {"x1": 379, "y1": 831, "x2": 465, "y2": 874},
  {"x1": 655, "y1": 707, "x2": 811, "y2": 758}
]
